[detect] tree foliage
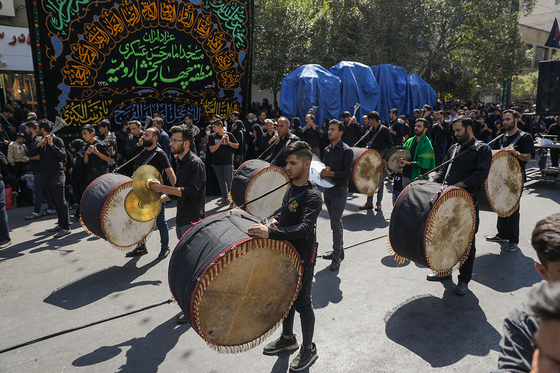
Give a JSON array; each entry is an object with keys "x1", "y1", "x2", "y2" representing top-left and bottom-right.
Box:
[
  {"x1": 252, "y1": 0, "x2": 537, "y2": 104},
  {"x1": 511, "y1": 71, "x2": 538, "y2": 102}
]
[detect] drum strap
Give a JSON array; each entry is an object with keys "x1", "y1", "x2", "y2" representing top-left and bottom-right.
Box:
[
  {"x1": 260, "y1": 182, "x2": 311, "y2": 224},
  {"x1": 499, "y1": 131, "x2": 524, "y2": 149},
  {"x1": 270, "y1": 138, "x2": 294, "y2": 165},
  {"x1": 442, "y1": 145, "x2": 460, "y2": 188},
  {"x1": 366, "y1": 125, "x2": 385, "y2": 149}
]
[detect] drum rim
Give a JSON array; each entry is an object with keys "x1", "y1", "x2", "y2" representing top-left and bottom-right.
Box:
[
  {"x1": 423, "y1": 187, "x2": 476, "y2": 276},
  {"x1": 100, "y1": 180, "x2": 156, "y2": 250},
  {"x1": 483, "y1": 149, "x2": 524, "y2": 218},
  {"x1": 188, "y1": 235, "x2": 303, "y2": 353},
  {"x1": 352, "y1": 148, "x2": 383, "y2": 196}
]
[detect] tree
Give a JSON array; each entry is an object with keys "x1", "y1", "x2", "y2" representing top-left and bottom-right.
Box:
[{"x1": 511, "y1": 71, "x2": 538, "y2": 102}]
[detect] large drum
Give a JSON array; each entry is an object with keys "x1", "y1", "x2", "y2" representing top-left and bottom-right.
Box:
[
  {"x1": 479, "y1": 150, "x2": 523, "y2": 217},
  {"x1": 230, "y1": 159, "x2": 290, "y2": 220},
  {"x1": 168, "y1": 211, "x2": 303, "y2": 353},
  {"x1": 388, "y1": 180, "x2": 477, "y2": 276},
  {"x1": 349, "y1": 147, "x2": 383, "y2": 195},
  {"x1": 80, "y1": 174, "x2": 157, "y2": 250}
]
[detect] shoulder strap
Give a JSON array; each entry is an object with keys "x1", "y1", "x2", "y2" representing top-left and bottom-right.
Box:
[
  {"x1": 366, "y1": 125, "x2": 384, "y2": 148},
  {"x1": 271, "y1": 138, "x2": 293, "y2": 165}
]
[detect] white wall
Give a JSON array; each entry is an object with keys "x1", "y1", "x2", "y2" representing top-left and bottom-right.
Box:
[
  {"x1": 0, "y1": 26, "x2": 33, "y2": 72},
  {"x1": 520, "y1": 0, "x2": 560, "y2": 32}
]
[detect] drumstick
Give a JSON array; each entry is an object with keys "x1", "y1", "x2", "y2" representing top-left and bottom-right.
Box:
[{"x1": 353, "y1": 127, "x2": 372, "y2": 147}]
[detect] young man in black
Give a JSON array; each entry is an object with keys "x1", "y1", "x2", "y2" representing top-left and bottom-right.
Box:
[
  {"x1": 207, "y1": 119, "x2": 238, "y2": 206},
  {"x1": 486, "y1": 109, "x2": 535, "y2": 252},
  {"x1": 248, "y1": 141, "x2": 322, "y2": 372},
  {"x1": 125, "y1": 127, "x2": 177, "y2": 260},
  {"x1": 340, "y1": 111, "x2": 363, "y2": 147},
  {"x1": 97, "y1": 120, "x2": 118, "y2": 171},
  {"x1": 264, "y1": 116, "x2": 300, "y2": 168},
  {"x1": 429, "y1": 116, "x2": 492, "y2": 295},
  {"x1": 82, "y1": 124, "x2": 110, "y2": 184}
]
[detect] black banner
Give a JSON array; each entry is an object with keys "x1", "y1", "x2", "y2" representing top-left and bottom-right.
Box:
[
  {"x1": 27, "y1": 0, "x2": 253, "y2": 136},
  {"x1": 545, "y1": 18, "x2": 560, "y2": 49}
]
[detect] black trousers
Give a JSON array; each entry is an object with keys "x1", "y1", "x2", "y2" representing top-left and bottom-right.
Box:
[
  {"x1": 283, "y1": 266, "x2": 315, "y2": 348},
  {"x1": 497, "y1": 206, "x2": 520, "y2": 245},
  {"x1": 44, "y1": 173, "x2": 70, "y2": 230}
]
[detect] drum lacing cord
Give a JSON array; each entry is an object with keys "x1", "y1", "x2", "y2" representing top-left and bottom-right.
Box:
[
  {"x1": 237, "y1": 180, "x2": 291, "y2": 210},
  {"x1": 0, "y1": 298, "x2": 173, "y2": 355}
]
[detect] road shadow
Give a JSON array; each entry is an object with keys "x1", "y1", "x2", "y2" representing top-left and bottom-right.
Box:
[
  {"x1": 44, "y1": 257, "x2": 162, "y2": 310},
  {"x1": 342, "y1": 211, "x2": 389, "y2": 232},
  {"x1": 72, "y1": 315, "x2": 191, "y2": 373},
  {"x1": 473, "y1": 249, "x2": 542, "y2": 292},
  {"x1": 312, "y1": 266, "x2": 343, "y2": 309},
  {"x1": 267, "y1": 349, "x2": 303, "y2": 373},
  {"x1": 381, "y1": 255, "x2": 410, "y2": 268},
  {"x1": 384, "y1": 289, "x2": 501, "y2": 367}
]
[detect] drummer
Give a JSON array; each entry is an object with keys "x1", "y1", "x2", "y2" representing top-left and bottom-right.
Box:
[
  {"x1": 358, "y1": 111, "x2": 393, "y2": 211},
  {"x1": 486, "y1": 109, "x2": 535, "y2": 252},
  {"x1": 263, "y1": 117, "x2": 300, "y2": 167},
  {"x1": 247, "y1": 141, "x2": 322, "y2": 371},
  {"x1": 429, "y1": 116, "x2": 491, "y2": 295},
  {"x1": 398, "y1": 118, "x2": 435, "y2": 188},
  {"x1": 321, "y1": 119, "x2": 353, "y2": 271}
]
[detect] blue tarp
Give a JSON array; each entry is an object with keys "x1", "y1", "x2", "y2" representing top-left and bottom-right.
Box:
[
  {"x1": 328, "y1": 61, "x2": 380, "y2": 126},
  {"x1": 370, "y1": 64, "x2": 408, "y2": 121},
  {"x1": 405, "y1": 74, "x2": 437, "y2": 116},
  {"x1": 279, "y1": 64, "x2": 341, "y2": 129}
]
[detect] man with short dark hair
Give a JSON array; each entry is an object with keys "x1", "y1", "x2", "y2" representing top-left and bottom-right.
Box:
[
  {"x1": 297, "y1": 114, "x2": 322, "y2": 158},
  {"x1": 340, "y1": 111, "x2": 363, "y2": 147},
  {"x1": 125, "y1": 127, "x2": 177, "y2": 260},
  {"x1": 151, "y1": 117, "x2": 171, "y2": 160},
  {"x1": 486, "y1": 109, "x2": 535, "y2": 252},
  {"x1": 248, "y1": 141, "x2": 322, "y2": 372},
  {"x1": 82, "y1": 124, "x2": 110, "y2": 183},
  {"x1": 429, "y1": 116, "x2": 492, "y2": 295},
  {"x1": 432, "y1": 111, "x2": 449, "y2": 166},
  {"x1": 7, "y1": 133, "x2": 27, "y2": 178},
  {"x1": 321, "y1": 119, "x2": 353, "y2": 271},
  {"x1": 264, "y1": 117, "x2": 300, "y2": 167},
  {"x1": 97, "y1": 120, "x2": 117, "y2": 171},
  {"x1": 399, "y1": 118, "x2": 435, "y2": 188},
  {"x1": 123, "y1": 120, "x2": 144, "y2": 177},
  {"x1": 207, "y1": 119, "x2": 238, "y2": 206},
  {"x1": 184, "y1": 114, "x2": 201, "y2": 154},
  {"x1": 389, "y1": 108, "x2": 405, "y2": 146},
  {"x1": 27, "y1": 119, "x2": 71, "y2": 238}
]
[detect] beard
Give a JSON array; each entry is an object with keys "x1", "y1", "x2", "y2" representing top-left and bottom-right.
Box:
[
  {"x1": 171, "y1": 143, "x2": 185, "y2": 154},
  {"x1": 142, "y1": 139, "x2": 154, "y2": 147}
]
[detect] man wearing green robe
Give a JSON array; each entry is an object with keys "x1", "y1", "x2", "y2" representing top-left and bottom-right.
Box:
[{"x1": 399, "y1": 118, "x2": 435, "y2": 187}]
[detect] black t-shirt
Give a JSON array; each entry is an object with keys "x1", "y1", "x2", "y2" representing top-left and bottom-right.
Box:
[
  {"x1": 492, "y1": 130, "x2": 535, "y2": 170},
  {"x1": 174, "y1": 151, "x2": 206, "y2": 226},
  {"x1": 99, "y1": 133, "x2": 118, "y2": 163},
  {"x1": 390, "y1": 119, "x2": 405, "y2": 146},
  {"x1": 85, "y1": 139, "x2": 110, "y2": 182},
  {"x1": 207, "y1": 132, "x2": 238, "y2": 166},
  {"x1": 133, "y1": 146, "x2": 172, "y2": 175}
]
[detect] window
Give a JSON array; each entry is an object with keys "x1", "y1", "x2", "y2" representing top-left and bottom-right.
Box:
[{"x1": 534, "y1": 46, "x2": 549, "y2": 68}]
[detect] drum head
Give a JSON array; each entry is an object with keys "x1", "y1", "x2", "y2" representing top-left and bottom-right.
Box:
[
  {"x1": 424, "y1": 187, "x2": 476, "y2": 274},
  {"x1": 244, "y1": 166, "x2": 289, "y2": 220},
  {"x1": 191, "y1": 238, "x2": 303, "y2": 352},
  {"x1": 101, "y1": 180, "x2": 156, "y2": 250},
  {"x1": 484, "y1": 150, "x2": 523, "y2": 217},
  {"x1": 352, "y1": 149, "x2": 383, "y2": 195}
]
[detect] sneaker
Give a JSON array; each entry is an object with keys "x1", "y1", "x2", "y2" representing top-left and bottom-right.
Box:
[
  {"x1": 486, "y1": 235, "x2": 508, "y2": 243},
  {"x1": 53, "y1": 229, "x2": 71, "y2": 238},
  {"x1": 359, "y1": 203, "x2": 373, "y2": 210},
  {"x1": 125, "y1": 246, "x2": 148, "y2": 257},
  {"x1": 290, "y1": 343, "x2": 318, "y2": 371},
  {"x1": 0, "y1": 238, "x2": 11, "y2": 248},
  {"x1": 46, "y1": 225, "x2": 63, "y2": 233},
  {"x1": 505, "y1": 242, "x2": 519, "y2": 252},
  {"x1": 426, "y1": 273, "x2": 452, "y2": 281},
  {"x1": 44, "y1": 209, "x2": 57, "y2": 216},
  {"x1": 157, "y1": 248, "x2": 170, "y2": 260},
  {"x1": 263, "y1": 335, "x2": 299, "y2": 355},
  {"x1": 217, "y1": 199, "x2": 230, "y2": 206},
  {"x1": 25, "y1": 212, "x2": 42, "y2": 220}
]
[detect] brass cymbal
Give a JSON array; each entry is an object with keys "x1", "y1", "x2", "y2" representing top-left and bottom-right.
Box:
[
  {"x1": 132, "y1": 165, "x2": 163, "y2": 204},
  {"x1": 385, "y1": 146, "x2": 412, "y2": 171},
  {"x1": 124, "y1": 190, "x2": 162, "y2": 222}
]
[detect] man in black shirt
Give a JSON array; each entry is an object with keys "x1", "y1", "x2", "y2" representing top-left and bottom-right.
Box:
[
  {"x1": 207, "y1": 119, "x2": 239, "y2": 206},
  {"x1": 486, "y1": 109, "x2": 535, "y2": 252},
  {"x1": 389, "y1": 108, "x2": 405, "y2": 146},
  {"x1": 264, "y1": 117, "x2": 300, "y2": 167},
  {"x1": 28, "y1": 120, "x2": 72, "y2": 238},
  {"x1": 297, "y1": 114, "x2": 323, "y2": 157},
  {"x1": 359, "y1": 111, "x2": 393, "y2": 211},
  {"x1": 125, "y1": 127, "x2": 177, "y2": 260},
  {"x1": 546, "y1": 116, "x2": 560, "y2": 167},
  {"x1": 248, "y1": 141, "x2": 322, "y2": 372},
  {"x1": 97, "y1": 120, "x2": 118, "y2": 171},
  {"x1": 321, "y1": 119, "x2": 353, "y2": 271},
  {"x1": 82, "y1": 124, "x2": 110, "y2": 184},
  {"x1": 432, "y1": 110, "x2": 450, "y2": 166},
  {"x1": 123, "y1": 120, "x2": 145, "y2": 177},
  {"x1": 340, "y1": 111, "x2": 363, "y2": 147},
  {"x1": 430, "y1": 116, "x2": 492, "y2": 295},
  {"x1": 115, "y1": 122, "x2": 129, "y2": 166}
]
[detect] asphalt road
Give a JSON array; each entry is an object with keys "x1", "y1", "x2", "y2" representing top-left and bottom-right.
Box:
[{"x1": 1, "y1": 163, "x2": 558, "y2": 373}]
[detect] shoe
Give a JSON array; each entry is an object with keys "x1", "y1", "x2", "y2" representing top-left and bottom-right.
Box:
[
  {"x1": 0, "y1": 239, "x2": 11, "y2": 248},
  {"x1": 217, "y1": 199, "x2": 230, "y2": 206},
  {"x1": 505, "y1": 242, "x2": 519, "y2": 252},
  {"x1": 322, "y1": 250, "x2": 344, "y2": 261},
  {"x1": 359, "y1": 203, "x2": 373, "y2": 210},
  {"x1": 25, "y1": 212, "x2": 42, "y2": 220},
  {"x1": 44, "y1": 209, "x2": 56, "y2": 216},
  {"x1": 455, "y1": 281, "x2": 469, "y2": 296},
  {"x1": 229, "y1": 202, "x2": 235, "y2": 209},
  {"x1": 263, "y1": 335, "x2": 299, "y2": 355},
  {"x1": 125, "y1": 246, "x2": 148, "y2": 257},
  {"x1": 426, "y1": 273, "x2": 452, "y2": 281},
  {"x1": 486, "y1": 235, "x2": 508, "y2": 243},
  {"x1": 375, "y1": 203, "x2": 382, "y2": 211},
  {"x1": 157, "y1": 248, "x2": 170, "y2": 260},
  {"x1": 46, "y1": 225, "x2": 63, "y2": 233},
  {"x1": 53, "y1": 229, "x2": 71, "y2": 238},
  {"x1": 330, "y1": 258, "x2": 341, "y2": 271},
  {"x1": 176, "y1": 313, "x2": 190, "y2": 324},
  {"x1": 290, "y1": 343, "x2": 318, "y2": 371}
]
